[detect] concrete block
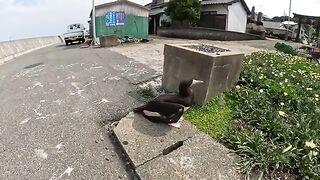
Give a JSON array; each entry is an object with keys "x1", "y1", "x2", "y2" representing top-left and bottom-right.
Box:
[
  {"x1": 113, "y1": 112, "x2": 197, "y2": 167},
  {"x1": 99, "y1": 35, "x2": 119, "y2": 47},
  {"x1": 136, "y1": 133, "x2": 242, "y2": 180},
  {"x1": 162, "y1": 44, "x2": 244, "y2": 105}
]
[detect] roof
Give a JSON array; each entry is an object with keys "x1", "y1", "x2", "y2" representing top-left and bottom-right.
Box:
[
  {"x1": 201, "y1": 0, "x2": 250, "y2": 14},
  {"x1": 293, "y1": 13, "x2": 320, "y2": 19},
  {"x1": 96, "y1": 0, "x2": 150, "y2": 11},
  {"x1": 89, "y1": 0, "x2": 149, "y2": 17}
]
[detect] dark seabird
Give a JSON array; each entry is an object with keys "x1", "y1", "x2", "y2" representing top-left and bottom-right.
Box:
[{"x1": 134, "y1": 79, "x2": 204, "y2": 124}]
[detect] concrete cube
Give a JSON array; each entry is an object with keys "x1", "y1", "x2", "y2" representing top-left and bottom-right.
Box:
[
  {"x1": 162, "y1": 44, "x2": 244, "y2": 105},
  {"x1": 99, "y1": 35, "x2": 119, "y2": 47}
]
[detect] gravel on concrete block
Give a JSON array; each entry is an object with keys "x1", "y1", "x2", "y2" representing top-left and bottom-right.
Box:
[
  {"x1": 136, "y1": 133, "x2": 242, "y2": 180},
  {"x1": 184, "y1": 44, "x2": 230, "y2": 53}
]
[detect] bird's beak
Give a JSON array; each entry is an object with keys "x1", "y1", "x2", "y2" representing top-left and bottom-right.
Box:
[{"x1": 191, "y1": 80, "x2": 204, "y2": 86}]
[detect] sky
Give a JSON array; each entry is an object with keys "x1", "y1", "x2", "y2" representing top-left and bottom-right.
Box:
[{"x1": 0, "y1": 0, "x2": 320, "y2": 42}]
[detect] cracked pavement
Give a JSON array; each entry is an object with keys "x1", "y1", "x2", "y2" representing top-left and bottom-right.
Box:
[{"x1": 0, "y1": 44, "x2": 157, "y2": 179}]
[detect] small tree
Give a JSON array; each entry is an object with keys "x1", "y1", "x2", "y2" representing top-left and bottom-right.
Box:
[{"x1": 165, "y1": 0, "x2": 201, "y2": 26}]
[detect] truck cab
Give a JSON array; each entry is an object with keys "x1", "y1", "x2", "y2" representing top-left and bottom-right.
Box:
[{"x1": 63, "y1": 23, "x2": 86, "y2": 46}]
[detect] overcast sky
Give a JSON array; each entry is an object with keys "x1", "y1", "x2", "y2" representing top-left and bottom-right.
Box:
[{"x1": 0, "y1": 0, "x2": 319, "y2": 42}]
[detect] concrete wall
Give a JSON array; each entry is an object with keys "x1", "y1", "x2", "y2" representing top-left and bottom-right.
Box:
[
  {"x1": 227, "y1": 2, "x2": 247, "y2": 33},
  {"x1": 0, "y1": 36, "x2": 61, "y2": 65},
  {"x1": 201, "y1": 4, "x2": 227, "y2": 14},
  {"x1": 96, "y1": 15, "x2": 149, "y2": 39},
  {"x1": 157, "y1": 27, "x2": 263, "y2": 41}
]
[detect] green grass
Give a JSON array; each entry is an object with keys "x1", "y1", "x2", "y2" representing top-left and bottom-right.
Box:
[{"x1": 184, "y1": 95, "x2": 232, "y2": 139}]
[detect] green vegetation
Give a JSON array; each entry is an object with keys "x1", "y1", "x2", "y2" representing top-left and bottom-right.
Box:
[
  {"x1": 165, "y1": 0, "x2": 201, "y2": 25},
  {"x1": 185, "y1": 52, "x2": 320, "y2": 179},
  {"x1": 184, "y1": 95, "x2": 232, "y2": 138},
  {"x1": 160, "y1": 20, "x2": 171, "y2": 27},
  {"x1": 274, "y1": 42, "x2": 298, "y2": 56},
  {"x1": 140, "y1": 88, "x2": 156, "y2": 98}
]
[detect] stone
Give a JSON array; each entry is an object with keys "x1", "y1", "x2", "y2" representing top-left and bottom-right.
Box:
[
  {"x1": 99, "y1": 35, "x2": 119, "y2": 47},
  {"x1": 162, "y1": 44, "x2": 244, "y2": 105},
  {"x1": 112, "y1": 112, "x2": 197, "y2": 167},
  {"x1": 136, "y1": 133, "x2": 242, "y2": 180}
]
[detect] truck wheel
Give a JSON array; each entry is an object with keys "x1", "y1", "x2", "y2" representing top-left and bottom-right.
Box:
[
  {"x1": 81, "y1": 39, "x2": 85, "y2": 44},
  {"x1": 65, "y1": 41, "x2": 69, "y2": 46}
]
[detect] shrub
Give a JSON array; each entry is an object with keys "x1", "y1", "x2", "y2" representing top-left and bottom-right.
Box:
[
  {"x1": 160, "y1": 20, "x2": 171, "y2": 27},
  {"x1": 186, "y1": 52, "x2": 320, "y2": 179},
  {"x1": 274, "y1": 42, "x2": 298, "y2": 56},
  {"x1": 165, "y1": 0, "x2": 201, "y2": 25}
]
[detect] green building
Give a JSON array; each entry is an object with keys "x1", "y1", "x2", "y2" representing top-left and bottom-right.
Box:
[{"x1": 89, "y1": 0, "x2": 150, "y2": 39}]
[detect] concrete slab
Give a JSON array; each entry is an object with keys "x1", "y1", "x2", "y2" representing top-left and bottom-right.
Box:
[
  {"x1": 136, "y1": 133, "x2": 242, "y2": 180},
  {"x1": 113, "y1": 112, "x2": 197, "y2": 167}
]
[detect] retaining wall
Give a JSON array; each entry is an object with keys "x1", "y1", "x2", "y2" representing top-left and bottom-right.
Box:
[
  {"x1": 157, "y1": 27, "x2": 264, "y2": 41},
  {"x1": 0, "y1": 36, "x2": 61, "y2": 65}
]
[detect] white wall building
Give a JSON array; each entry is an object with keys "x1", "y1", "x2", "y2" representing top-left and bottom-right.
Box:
[{"x1": 148, "y1": 0, "x2": 250, "y2": 33}]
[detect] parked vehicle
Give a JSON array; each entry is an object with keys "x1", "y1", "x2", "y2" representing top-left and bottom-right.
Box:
[{"x1": 63, "y1": 24, "x2": 86, "y2": 46}]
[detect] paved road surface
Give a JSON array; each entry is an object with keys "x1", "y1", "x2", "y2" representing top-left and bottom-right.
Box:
[{"x1": 0, "y1": 44, "x2": 156, "y2": 179}]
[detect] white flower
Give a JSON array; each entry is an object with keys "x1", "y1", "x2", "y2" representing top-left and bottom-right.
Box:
[
  {"x1": 280, "y1": 102, "x2": 284, "y2": 106},
  {"x1": 313, "y1": 151, "x2": 319, "y2": 156},
  {"x1": 306, "y1": 88, "x2": 313, "y2": 91},
  {"x1": 316, "y1": 98, "x2": 319, "y2": 101},
  {"x1": 284, "y1": 79, "x2": 288, "y2": 83},
  {"x1": 259, "y1": 89, "x2": 264, "y2": 93},
  {"x1": 315, "y1": 94, "x2": 319, "y2": 98},
  {"x1": 284, "y1": 92, "x2": 288, "y2": 96},
  {"x1": 278, "y1": 111, "x2": 286, "y2": 117},
  {"x1": 235, "y1": 85, "x2": 240, "y2": 89},
  {"x1": 305, "y1": 141, "x2": 316, "y2": 149},
  {"x1": 279, "y1": 82, "x2": 283, "y2": 85}
]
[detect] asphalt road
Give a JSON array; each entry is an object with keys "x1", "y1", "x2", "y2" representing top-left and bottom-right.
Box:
[{"x1": 0, "y1": 44, "x2": 157, "y2": 179}]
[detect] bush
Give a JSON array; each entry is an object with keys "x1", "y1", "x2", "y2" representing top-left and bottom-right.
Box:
[
  {"x1": 186, "y1": 52, "x2": 320, "y2": 179},
  {"x1": 165, "y1": 0, "x2": 201, "y2": 25},
  {"x1": 160, "y1": 20, "x2": 171, "y2": 27},
  {"x1": 274, "y1": 42, "x2": 298, "y2": 56}
]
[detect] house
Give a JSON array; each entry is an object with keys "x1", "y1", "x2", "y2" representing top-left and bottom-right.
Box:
[
  {"x1": 89, "y1": 0, "x2": 150, "y2": 40},
  {"x1": 262, "y1": 20, "x2": 308, "y2": 42},
  {"x1": 148, "y1": 0, "x2": 250, "y2": 34}
]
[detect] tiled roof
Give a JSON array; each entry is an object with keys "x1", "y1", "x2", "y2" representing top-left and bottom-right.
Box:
[
  {"x1": 201, "y1": 0, "x2": 235, "y2": 5},
  {"x1": 201, "y1": 0, "x2": 250, "y2": 14}
]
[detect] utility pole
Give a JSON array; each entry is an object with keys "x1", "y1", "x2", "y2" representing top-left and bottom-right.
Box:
[
  {"x1": 92, "y1": 0, "x2": 97, "y2": 45},
  {"x1": 286, "y1": 0, "x2": 292, "y2": 41}
]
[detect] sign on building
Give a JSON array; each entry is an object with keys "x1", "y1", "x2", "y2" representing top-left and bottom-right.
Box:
[{"x1": 106, "y1": 11, "x2": 125, "y2": 27}]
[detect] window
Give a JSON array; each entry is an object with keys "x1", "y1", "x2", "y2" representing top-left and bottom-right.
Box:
[{"x1": 202, "y1": 11, "x2": 218, "y2": 15}]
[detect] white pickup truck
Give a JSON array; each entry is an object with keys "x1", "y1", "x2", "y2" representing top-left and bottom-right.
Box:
[{"x1": 63, "y1": 24, "x2": 86, "y2": 46}]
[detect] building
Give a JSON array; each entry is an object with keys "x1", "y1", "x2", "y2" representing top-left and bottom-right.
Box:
[
  {"x1": 262, "y1": 20, "x2": 308, "y2": 43},
  {"x1": 89, "y1": 0, "x2": 149, "y2": 40},
  {"x1": 148, "y1": 0, "x2": 250, "y2": 34}
]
